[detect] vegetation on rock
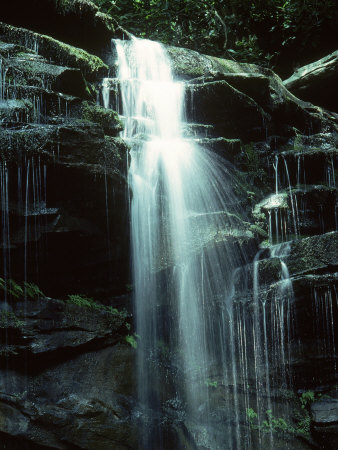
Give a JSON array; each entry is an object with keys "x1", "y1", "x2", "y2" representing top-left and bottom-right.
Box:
[{"x1": 93, "y1": 0, "x2": 337, "y2": 76}]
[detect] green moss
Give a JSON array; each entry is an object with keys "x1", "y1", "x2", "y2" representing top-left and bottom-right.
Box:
[
  {"x1": 0, "y1": 22, "x2": 108, "y2": 80},
  {"x1": 209, "y1": 55, "x2": 260, "y2": 74},
  {"x1": 56, "y1": 0, "x2": 99, "y2": 16},
  {"x1": 82, "y1": 101, "x2": 123, "y2": 135},
  {"x1": 167, "y1": 45, "x2": 264, "y2": 80}
]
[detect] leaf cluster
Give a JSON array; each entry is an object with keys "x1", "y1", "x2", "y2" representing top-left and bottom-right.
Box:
[
  {"x1": 0, "y1": 278, "x2": 44, "y2": 300},
  {"x1": 67, "y1": 294, "x2": 128, "y2": 318}
]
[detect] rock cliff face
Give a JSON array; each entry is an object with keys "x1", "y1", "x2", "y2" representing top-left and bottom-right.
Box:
[{"x1": 0, "y1": 1, "x2": 337, "y2": 449}]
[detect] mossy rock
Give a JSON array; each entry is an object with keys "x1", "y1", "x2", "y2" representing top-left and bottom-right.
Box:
[
  {"x1": 286, "y1": 231, "x2": 338, "y2": 276},
  {"x1": 81, "y1": 101, "x2": 123, "y2": 136},
  {"x1": 1, "y1": 52, "x2": 90, "y2": 99},
  {"x1": 0, "y1": 99, "x2": 33, "y2": 123},
  {"x1": 166, "y1": 45, "x2": 263, "y2": 80},
  {"x1": 0, "y1": 22, "x2": 108, "y2": 81}
]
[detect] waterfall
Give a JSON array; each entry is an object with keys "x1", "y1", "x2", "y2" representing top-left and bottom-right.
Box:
[
  {"x1": 110, "y1": 37, "x2": 298, "y2": 449},
  {"x1": 114, "y1": 38, "x2": 248, "y2": 448}
]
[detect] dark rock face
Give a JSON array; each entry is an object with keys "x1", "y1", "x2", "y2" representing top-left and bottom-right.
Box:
[
  {"x1": 0, "y1": 296, "x2": 137, "y2": 450},
  {"x1": 284, "y1": 51, "x2": 338, "y2": 113}
]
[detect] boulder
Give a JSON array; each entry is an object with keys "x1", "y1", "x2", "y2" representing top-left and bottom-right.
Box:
[
  {"x1": 0, "y1": 45, "x2": 90, "y2": 99},
  {"x1": 284, "y1": 51, "x2": 338, "y2": 113},
  {"x1": 0, "y1": 22, "x2": 108, "y2": 80},
  {"x1": 166, "y1": 45, "x2": 265, "y2": 81},
  {"x1": 286, "y1": 232, "x2": 338, "y2": 276},
  {"x1": 185, "y1": 80, "x2": 267, "y2": 141}
]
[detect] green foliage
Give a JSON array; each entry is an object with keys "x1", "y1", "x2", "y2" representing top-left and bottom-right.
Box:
[
  {"x1": 125, "y1": 334, "x2": 137, "y2": 348},
  {"x1": 261, "y1": 409, "x2": 290, "y2": 433},
  {"x1": 242, "y1": 143, "x2": 267, "y2": 187},
  {"x1": 7, "y1": 279, "x2": 24, "y2": 298},
  {"x1": 0, "y1": 278, "x2": 44, "y2": 300},
  {"x1": 246, "y1": 407, "x2": 311, "y2": 436},
  {"x1": 204, "y1": 379, "x2": 218, "y2": 388},
  {"x1": 300, "y1": 391, "x2": 315, "y2": 409},
  {"x1": 296, "y1": 415, "x2": 311, "y2": 435},
  {"x1": 67, "y1": 294, "x2": 101, "y2": 309},
  {"x1": 24, "y1": 282, "x2": 44, "y2": 299},
  {"x1": 247, "y1": 407, "x2": 258, "y2": 422},
  {"x1": 92, "y1": 0, "x2": 337, "y2": 74},
  {"x1": 67, "y1": 294, "x2": 128, "y2": 319}
]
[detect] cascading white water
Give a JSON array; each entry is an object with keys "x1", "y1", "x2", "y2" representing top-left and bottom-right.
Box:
[{"x1": 114, "y1": 38, "x2": 248, "y2": 447}]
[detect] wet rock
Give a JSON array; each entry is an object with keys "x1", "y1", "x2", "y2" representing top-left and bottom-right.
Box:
[
  {"x1": 311, "y1": 392, "x2": 338, "y2": 450},
  {"x1": 277, "y1": 138, "x2": 337, "y2": 188},
  {"x1": 181, "y1": 123, "x2": 217, "y2": 138},
  {"x1": 186, "y1": 80, "x2": 267, "y2": 141},
  {"x1": 2, "y1": 50, "x2": 90, "y2": 99},
  {"x1": 0, "y1": 120, "x2": 129, "y2": 298},
  {"x1": 0, "y1": 297, "x2": 137, "y2": 449},
  {"x1": 81, "y1": 101, "x2": 123, "y2": 137},
  {"x1": 0, "y1": 99, "x2": 33, "y2": 123},
  {"x1": 0, "y1": 296, "x2": 129, "y2": 357},
  {"x1": 286, "y1": 232, "x2": 338, "y2": 276},
  {"x1": 0, "y1": 22, "x2": 108, "y2": 80},
  {"x1": 312, "y1": 395, "x2": 338, "y2": 425},
  {"x1": 192, "y1": 137, "x2": 241, "y2": 162},
  {"x1": 284, "y1": 51, "x2": 338, "y2": 113},
  {"x1": 166, "y1": 45, "x2": 265, "y2": 80},
  {"x1": 1, "y1": 0, "x2": 116, "y2": 58}
]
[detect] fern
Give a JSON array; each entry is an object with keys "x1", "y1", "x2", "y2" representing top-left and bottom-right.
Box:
[{"x1": 24, "y1": 282, "x2": 44, "y2": 299}]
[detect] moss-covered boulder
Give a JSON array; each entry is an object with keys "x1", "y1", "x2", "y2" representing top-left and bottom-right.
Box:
[
  {"x1": 0, "y1": 22, "x2": 108, "y2": 80},
  {"x1": 166, "y1": 45, "x2": 264, "y2": 80},
  {"x1": 82, "y1": 101, "x2": 123, "y2": 136},
  {"x1": 1, "y1": 44, "x2": 90, "y2": 98}
]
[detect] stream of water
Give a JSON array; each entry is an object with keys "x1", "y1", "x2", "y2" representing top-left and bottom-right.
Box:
[
  {"x1": 110, "y1": 38, "x2": 298, "y2": 449},
  {"x1": 113, "y1": 37, "x2": 251, "y2": 448}
]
